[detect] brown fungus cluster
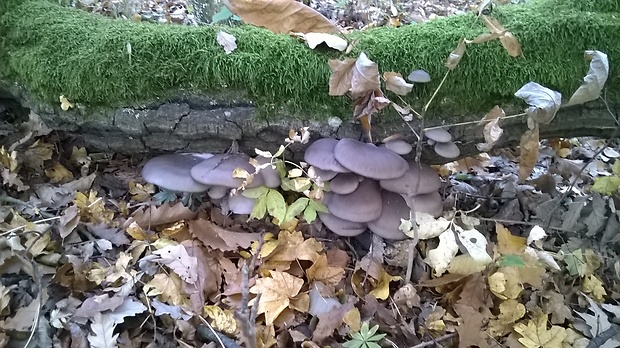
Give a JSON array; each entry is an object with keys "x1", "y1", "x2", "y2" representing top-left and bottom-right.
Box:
[{"x1": 141, "y1": 138, "x2": 443, "y2": 240}]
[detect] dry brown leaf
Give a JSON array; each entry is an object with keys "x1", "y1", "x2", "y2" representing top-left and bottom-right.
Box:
[
  {"x1": 188, "y1": 219, "x2": 259, "y2": 251},
  {"x1": 45, "y1": 163, "x2": 73, "y2": 183},
  {"x1": 143, "y1": 272, "x2": 187, "y2": 306},
  {"x1": 306, "y1": 254, "x2": 345, "y2": 286},
  {"x1": 499, "y1": 32, "x2": 522, "y2": 57},
  {"x1": 328, "y1": 58, "x2": 356, "y2": 96},
  {"x1": 128, "y1": 202, "x2": 198, "y2": 228},
  {"x1": 383, "y1": 71, "x2": 413, "y2": 95},
  {"x1": 225, "y1": 0, "x2": 339, "y2": 34},
  {"x1": 480, "y1": 15, "x2": 505, "y2": 35},
  {"x1": 328, "y1": 52, "x2": 381, "y2": 98},
  {"x1": 445, "y1": 38, "x2": 466, "y2": 70},
  {"x1": 453, "y1": 304, "x2": 491, "y2": 348},
  {"x1": 261, "y1": 230, "x2": 322, "y2": 263},
  {"x1": 22, "y1": 140, "x2": 53, "y2": 170},
  {"x1": 476, "y1": 117, "x2": 503, "y2": 152},
  {"x1": 249, "y1": 271, "x2": 307, "y2": 325},
  {"x1": 313, "y1": 300, "x2": 356, "y2": 343},
  {"x1": 353, "y1": 90, "x2": 390, "y2": 121},
  {"x1": 456, "y1": 273, "x2": 487, "y2": 311},
  {"x1": 518, "y1": 123, "x2": 539, "y2": 182}
]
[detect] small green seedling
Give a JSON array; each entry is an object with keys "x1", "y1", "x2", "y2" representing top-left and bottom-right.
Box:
[{"x1": 342, "y1": 322, "x2": 386, "y2": 348}]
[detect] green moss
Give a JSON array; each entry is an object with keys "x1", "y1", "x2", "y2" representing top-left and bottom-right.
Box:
[{"x1": 0, "y1": 0, "x2": 619, "y2": 121}]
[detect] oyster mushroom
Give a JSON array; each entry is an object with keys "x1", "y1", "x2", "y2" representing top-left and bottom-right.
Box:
[{"x1": 142, "y1": 153, "x2": 213, "y2": 193}]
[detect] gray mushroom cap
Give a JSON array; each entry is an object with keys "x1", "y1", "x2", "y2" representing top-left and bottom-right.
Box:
[
  {"x1": 406, "y1": 191, "x2": 443, "y2": 217},
  {"x1": 329, "y1": 173, "x2": 361, "y2": 195},
  {"x1": 408, "y1": 69, "x2": 431, "y2": 83},
  {"x1": 325, "y1": 179, "x2": 382, "y2": 223},
  {"x1": 318, "y1": 212, "x2": 367, "y2": 236},
  {"x1": 309, "y1": 166, "x2": 338, "y2": 181},
  {"x1": 227, "y1": 191, "x2": 256, "y2": 215},
  {"x1": 333, "y1": 138, "x2": 409, "y2": 180},
  {"x1": 304, "y1": 138, "x2": 350, "y2": 173},
  {"x1": 425, "y1": 129, "x2": 452, "y2": 143},
  {"x1": 381, "y1": 139, "x2": 413, "y2": 155},
  {"x1": 368, "y1": 190, "x2": 410, "y2": 240},
  {"x1": 190, "y1": 154, "x2": 264, "y2": 188},
  {"x1": 434, "y1": 142, "x2": 461, "y2": 159},
  {"x1": 142, "y1": 153, "x2": 213, "y2": 193},
  {"x1": 380, "y1": 161, "x2": 441, "y2": 196},
  {"x1": 254, "y1": 156, "x2": 281, "y2": 188},
  {"x1": 207, "y1": 186, "x2": 229, "y2": 200}
]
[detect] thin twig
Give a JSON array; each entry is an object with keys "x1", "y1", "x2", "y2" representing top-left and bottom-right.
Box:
[
  {"x1": 423, "y1": 112, "x2": 527, "y2": 131},
  {"x1": 409, "y1": 333, "x2": 457, "y2": 348}
]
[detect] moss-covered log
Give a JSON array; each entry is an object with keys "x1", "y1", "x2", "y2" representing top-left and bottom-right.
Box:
[{"x1": 0, "y1": 0, "x2": 619, "y2": 160}]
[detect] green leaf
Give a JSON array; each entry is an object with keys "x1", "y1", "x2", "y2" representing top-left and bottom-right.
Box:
[
  {"x1": 283, "y1": 198, "x2": 309, "y2": 223},
  {"x1": 242, "y1": 186, "x2": 269, "y2": 199},
  {"x1": 592, "y1": 176, "x2": 620, "y2": 196},
  {"x1": 266, "y1": 189, "x2": 287, "y2": 224},
  {"x1": 498, "y1": 254, "x2": 526, "y2": 267},
  {"x1": 303, "y1": 205, "x2": 317, "y2": 223},
  {"x1": 212, "y1": 6, "x2": 233, "y2": 23},
  {"x1": 366, "y1": 323, "x2": 379, "y2": 337},
  {"x1": 613, "y1": 161, "x2": 620, "y2": 176},
  {"x1": 366, "y1": 342, "x2": 382, "y2": 348},
  {"x1": 250, "y1": 195, "x2": 267, "y2": 220},
  {"x1": 308, "y1": 199, "x2": 329, "y2": 213},
  {"x1": 341, "y1": 341, "x2": 363, "y2": 348},
  {"x1": 273, "y1": 145, "x2": 286, "y2": 158}
]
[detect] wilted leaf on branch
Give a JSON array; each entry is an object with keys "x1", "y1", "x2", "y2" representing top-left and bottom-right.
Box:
[
  {"x1": 353, "y1": 90, "x2": 391, "y2": 120},
  {"x1": 566, "y1": 50, "x2": 609, "y2": 106},
  {"x1": 518, "y1": 123, "x2": 539, "y2": 182},
  {"x1": 445, "y1": 39, "x2": 466, "y2": 70},
  {"x1": 225, "y1": 0, "x2": 339, "y2": 34},
  {"x1": 383, "y1": 72, "x2": 413, "y2": 95},
  {"x1": 301, "y1": 32, "x2": 347, "y2": 51},
  {"x1": 328, "y1": 52, "x2": 381, "y2": 98},
  {"x1": 515, "y1": 82, "x2": 561, "y2": 125}
]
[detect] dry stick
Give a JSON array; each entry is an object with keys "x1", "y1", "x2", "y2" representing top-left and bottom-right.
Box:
[
  {"x1": 477, "y1": 217, "x2": 578, "y2": 233},
  {"x1": 409, "y1": 332, "x2": 457, "y2": 348},
  {"x1": 423, "y1": 112, "x2": 527, "y2": 131},
  {"x1": 235, "y1": 236, "x2": 264, "y2": 348}
]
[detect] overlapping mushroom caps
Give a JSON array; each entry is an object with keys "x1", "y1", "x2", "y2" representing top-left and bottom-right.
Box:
[
  {"x1": 140, "y1": 137, "x2": 444, "y2": 241},
  {"x1": 425, "y1": 128, "x2": 460, "y2": 159}
]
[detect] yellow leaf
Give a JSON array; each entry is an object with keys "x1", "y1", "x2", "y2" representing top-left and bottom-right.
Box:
[
  {"x1": 488, "y1": 268, "x2": 522, "y2": 300},
  {"x1": 497, "y1": 299, "x2": 525, "y2": 325},
  {"x1": 45, "y1": 163, "x2": 73, "y2": 183},
  {"x1": 143, "y1": 273, "x2": 187, "y2": 306},
  {"x1": 74, "y1": 190, "x2": 114, "y2": 224},
  {"x1": 260, "y1": 230, "x2": 322, "y2": 264},
  {"x1": 203, "y1": 305, "x2": 237, "y2": 334},
  {"x1": 496, "y1": 223, "x2": 526, "y2": 255},
  {"x1": 581, "y1": 275, "x2": 606, "y2": 303},
  {"x1": 129, "y1": 181, "x2": 155, "y2": 201},
  {"x1": 343, "y1": 307, "x2": 361, "y2": 332},
  {"x1": 306, "y1": 254, "x2": 345, "y2": 286},
  {"x1": 514, "y1": 314, "x2": 567, "y2": 348},
  {"x1": 249, "y1": 271, "x2": 305, "y2": 325},
  {"x1": 369, "y1": 268, "x2": 401, "y2": 300},
  {"x1": 60, "y1": 95, "x2": 75, "y2": 111}
]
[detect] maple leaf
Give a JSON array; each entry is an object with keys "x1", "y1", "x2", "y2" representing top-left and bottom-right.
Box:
[
  {"x1": 260, "y1": 230, "x2": 322, "y2": 264},
  {"x1": 249, "y1": 271, "x2": 307, "y2": 325},
  {"x1": 514, "y1": 314, "x2": 567, "y2": 348},
  {"x1": 453, "y1": 304, "x2": 490, "y2": 348},
  {"x1": 306, "y1": 254, "x2": 345, "y2": 286},
  {"x1": 143, "y1": 273, "x2": 188, "y2": 306},
  {"x1": 88, "y1": 313, "x2": 119, "y2": 348}
]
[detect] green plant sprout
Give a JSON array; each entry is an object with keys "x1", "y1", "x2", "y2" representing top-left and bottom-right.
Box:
[
  {"x1": 342, "y1": 322, "x2": 386, "y2": 348},
  {"x1": 239, "y1": 127, "x2": 328, "y2": 226}
]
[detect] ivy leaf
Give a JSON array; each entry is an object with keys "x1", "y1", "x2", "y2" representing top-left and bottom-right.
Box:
[{"x1": 266, "y1": 189, "x2": 287, "y2": 224}]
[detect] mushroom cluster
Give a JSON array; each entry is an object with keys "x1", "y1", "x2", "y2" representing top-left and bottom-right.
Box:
[
  {"x1": 141, "y1": 152, "x2": 280, "y2": 214},
  {"x1": 425, "y1": 128, "x2": 460, "y2": 159},
  {"x1": 305, "y1": 138, "x2": 443, "y2": 240},
  {"x1": 141, "y1": 137, "x2": 443, "y2": 240}
]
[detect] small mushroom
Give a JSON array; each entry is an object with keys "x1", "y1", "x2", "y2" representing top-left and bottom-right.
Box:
[
  {"x1": 318, "y1": 212, "x2": 367, "y2": 237},
  {"x1": 329, "y1": 173, "x2": 361, "y2": 195},
  {"x1": 325, "y1": 179, "x2": 382, "y2": 223},
  {"x1": 424, "y1": 128, "x2": 452, "y2": 143},
  {"x1": 190, "y1": 154, "x2": 264, "y2": 189},
  {"x1": 333, "y1": 138, "x2": 409, "y2": 180},
  {"x1": 380, "y1": 161, "x2": 441, "y2": 196},
  {"x1": 142, "y1": 153, "x2": 212, "y2": 193},
  {"x1": 381, "y1": 139, "x2": 413, "y2": 155},
  {"x1": 304, "y1": 138, "x2": 350, "y2": 173},
  {"x1": 207, "y1": 186, "x2": 229, "y2": 200},
  {"x1": 367, "y1": 190, "x2": 410, "y2": 240},
  {"x1": 308, "y1": 166, "x2": 338, "y2": 181},
  {"x1": 407, "y1": 69, "x2": 431, "y2": 83},
  {"x1": 434, "y1": 141, "x2": 460, "y2": 159},
  {"x1": 254, "y1": 156, "x2": 281, "y2": 188}
]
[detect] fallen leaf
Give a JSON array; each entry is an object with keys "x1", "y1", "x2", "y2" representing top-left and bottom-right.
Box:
[
  {"x1": 497, "y1": 223, "x2": 526, "y2": 255},
  {"x1": 189, "y1": 219, "x2": 260, "y2": 251},
  {"x1": 306, "y1": 254, "x2": 345, "y2": 286},
  {"x1": 153, "y1": 244, "x2": 199, "y2": 285},
  {"x1": 453, "y1": 304, "x2": 490, "y2": 348},
  {"x1": 88, "y1": 313, "x2": 119, "y2": 348},
  {"x1": 45, "y1": 163, "x2": 73, "y2": 183},
  {"x1": 216, "y1": 31, "x2": 237, "y2": 54},
  {"x1": 383, "y1": 72, "x2": 413, "y2": 95},
  {"x1": 226, "y1": 0, "x2": 339, "y2": 34},
  {"x1": 514, "y1": 313, "x2": 567, "y2": 348},
  {"x1": 249, "y1": 271, "x2": 307, "y2": 325},
  {"x1": 518, "y1": 123, "x2": 539, "y2": 182}
]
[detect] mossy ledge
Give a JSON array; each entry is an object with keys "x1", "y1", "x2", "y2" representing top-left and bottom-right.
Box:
[{"x1": 0, "y1": 0, "x2": 618, "y2": 121}]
